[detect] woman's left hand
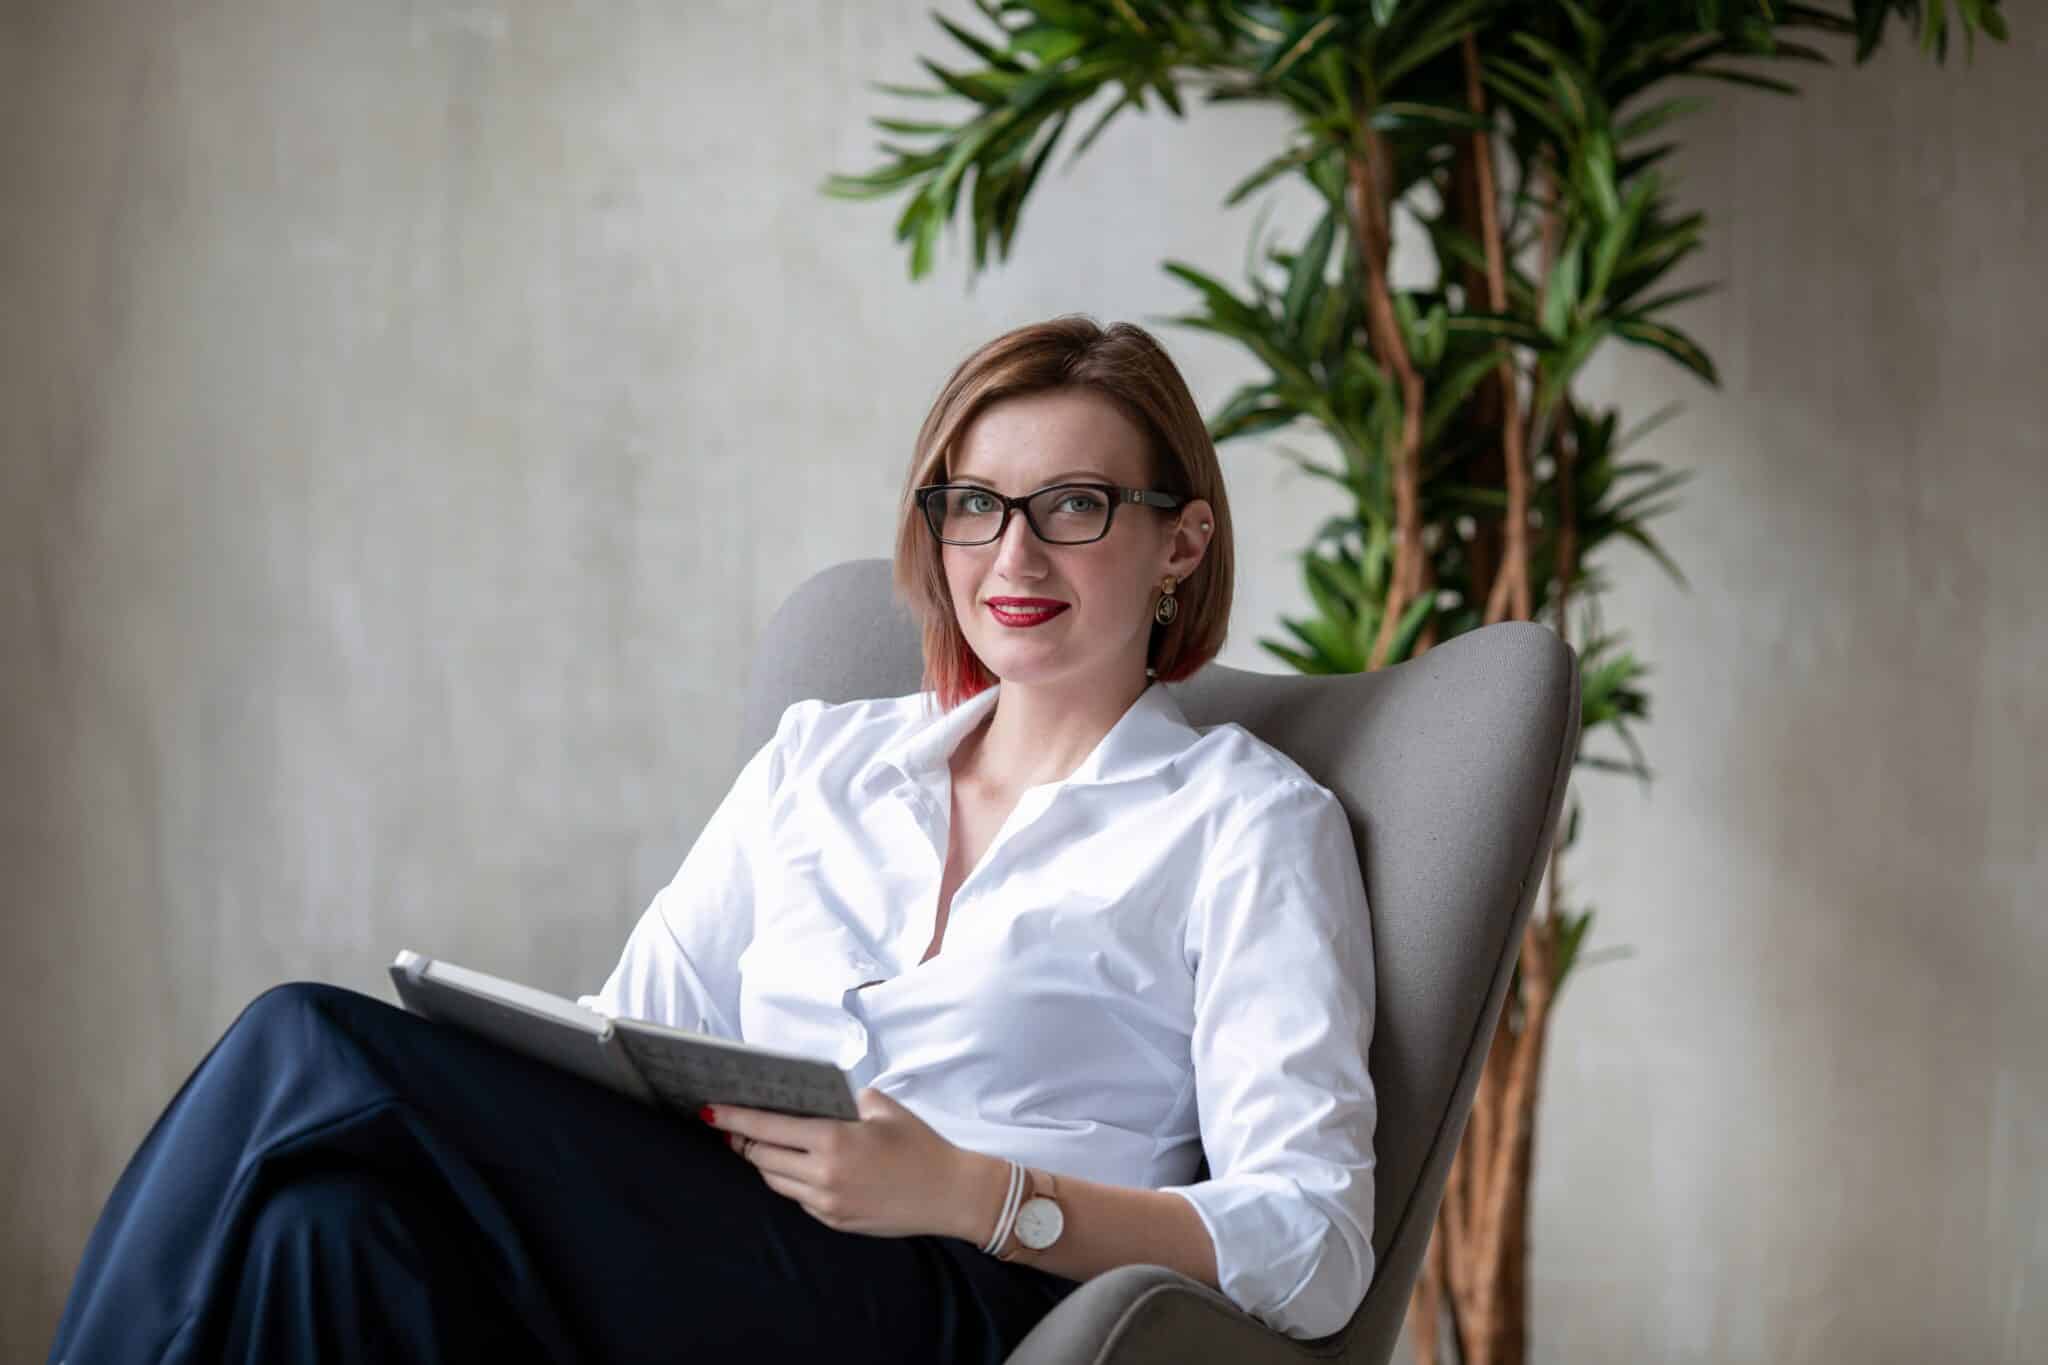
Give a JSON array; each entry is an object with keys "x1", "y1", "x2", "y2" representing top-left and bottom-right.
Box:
[{"x1": 704, "y1": 1088, "x2": 982, "y2": 1240}]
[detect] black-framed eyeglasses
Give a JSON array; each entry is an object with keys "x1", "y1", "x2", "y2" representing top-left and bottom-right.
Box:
[{"x1": 913, "y1": 481, "x2": 1186, "y2": 546}]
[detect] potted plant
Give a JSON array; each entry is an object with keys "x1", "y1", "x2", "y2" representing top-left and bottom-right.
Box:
[{"x1": 822, "y1": 5, "x2": 2006, "y2": 1360}]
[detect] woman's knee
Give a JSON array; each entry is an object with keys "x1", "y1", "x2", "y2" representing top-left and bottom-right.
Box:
[{"x1": 230, "y1": 980, "x2": 382, "y2": 1043}]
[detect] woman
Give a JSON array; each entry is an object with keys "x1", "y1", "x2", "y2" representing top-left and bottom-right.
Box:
[{"x1": 48, "y1": 316, "x2": 1378, "y2": 1363}]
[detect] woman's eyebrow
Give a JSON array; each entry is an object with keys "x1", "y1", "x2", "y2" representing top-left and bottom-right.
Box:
[{"x1": 950, "y1": 469, "x2": 1112, "y2": 489}]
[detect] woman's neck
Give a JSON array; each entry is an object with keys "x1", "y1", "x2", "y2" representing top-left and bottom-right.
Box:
[{"x1": 955, "y1": 673, "x2": 1153, "y2": 795}]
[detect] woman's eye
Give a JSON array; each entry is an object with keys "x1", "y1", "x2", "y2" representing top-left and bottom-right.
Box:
[
  {"x1": 961, "y1": 492, "x2": 995, "y2": 513},
  {"x1": 1061, "y1": 493, "x2": 1105, "y2": 513}
]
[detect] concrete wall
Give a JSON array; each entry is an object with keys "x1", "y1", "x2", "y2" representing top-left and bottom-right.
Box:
[{"x1": 3, "y1": 2, "x2": 2040, "y2": 1358}]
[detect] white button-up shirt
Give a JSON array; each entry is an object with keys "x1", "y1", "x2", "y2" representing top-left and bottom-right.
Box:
[{"x1": 582, "y1": 679, "x2": 1378, "y2": 1340}]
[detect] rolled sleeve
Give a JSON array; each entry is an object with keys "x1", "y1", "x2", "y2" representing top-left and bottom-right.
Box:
[
  {"x1": 578, "y1": 700, "x2": 817, "y2": 1039},
  {"x1": 1157, "y1": 779, "x2": 1379, "y2": 1341}
]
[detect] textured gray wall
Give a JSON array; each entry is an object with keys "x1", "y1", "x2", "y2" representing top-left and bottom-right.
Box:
[
  {"x1": 2, "y1": 2, "x2": 2040, "y2": 1359},
  {"x1": 1541, "y1": 24, "x2": 2048, "y2": 1362}
]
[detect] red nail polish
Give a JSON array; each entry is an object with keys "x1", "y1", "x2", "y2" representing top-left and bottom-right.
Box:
[{"x1": 698, "y1": 1105, "x2": 716, "y2": 1124}]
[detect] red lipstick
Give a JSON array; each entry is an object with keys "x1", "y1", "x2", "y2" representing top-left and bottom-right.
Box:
[{"x1": 987, "y1": 597, "x2": 1070, "y2": 628}]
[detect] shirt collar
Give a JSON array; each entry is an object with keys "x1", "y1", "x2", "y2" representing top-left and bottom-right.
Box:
[{"x1": 857, "y1": 680, "x2": 1198, "y2": 797}]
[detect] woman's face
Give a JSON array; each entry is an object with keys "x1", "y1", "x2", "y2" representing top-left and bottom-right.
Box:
[{"x1": 940, "y1": 388, "x2": 1208, "y2": 692}]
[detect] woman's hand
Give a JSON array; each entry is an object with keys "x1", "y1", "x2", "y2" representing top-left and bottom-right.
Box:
[{"x1": 703, "y1": 1088, "x2": 989, "y2": 1241}]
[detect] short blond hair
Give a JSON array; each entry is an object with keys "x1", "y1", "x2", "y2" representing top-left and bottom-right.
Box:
[{"x1": 891, "y1": 315, "x2": 1235, "y2": 710}]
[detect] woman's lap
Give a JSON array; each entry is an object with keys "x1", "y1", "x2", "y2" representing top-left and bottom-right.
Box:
[{"x1": 49, "y1": 982, "x2": 1077, "y2": 1364}]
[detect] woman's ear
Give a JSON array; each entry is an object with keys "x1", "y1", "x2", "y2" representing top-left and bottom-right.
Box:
[{"x1": 1168, "y1": 499, "x2": 1213, "y2": 580}]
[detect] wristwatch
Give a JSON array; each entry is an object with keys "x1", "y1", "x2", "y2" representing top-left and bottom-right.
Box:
[{"x1": 995, "y1": 1167, "x2": 1065, "y2": 1262}]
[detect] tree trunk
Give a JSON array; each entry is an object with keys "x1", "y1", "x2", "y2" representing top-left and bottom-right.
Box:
[
  {"x1": 1404, "y1": 63, "x2": 1581, "y2": 1361},
  {"x1": 1406, "y1": 907, "x2": 1562, "y2": 1365}
]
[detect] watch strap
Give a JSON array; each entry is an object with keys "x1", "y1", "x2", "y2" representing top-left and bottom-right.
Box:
[
  {"x1": 994, "y1": 1167, "x2": 1061, "y2": 1262},
  {"x1": 981, "y1": 1159, "x2": 1025, "y2": 1256}
]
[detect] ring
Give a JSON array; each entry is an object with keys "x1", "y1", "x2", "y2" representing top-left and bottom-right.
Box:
[{"x1": 740, "y1": 1136, "x2": 756, "y2": 1159}]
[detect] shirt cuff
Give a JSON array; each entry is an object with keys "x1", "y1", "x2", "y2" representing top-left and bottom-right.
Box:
[{"x1": 1158, "y1": 1175, "x2": 1370, "y2": 1340}]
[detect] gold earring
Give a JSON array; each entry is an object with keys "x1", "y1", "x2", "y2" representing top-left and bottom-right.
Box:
[{"x1": 1153, "y1": 575, "x2": 1179, "y2": 626}]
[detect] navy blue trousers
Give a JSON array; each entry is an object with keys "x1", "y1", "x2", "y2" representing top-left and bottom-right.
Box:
[{"x1": 48, "y1": 982, "x2": 1080, "y2": 1363}]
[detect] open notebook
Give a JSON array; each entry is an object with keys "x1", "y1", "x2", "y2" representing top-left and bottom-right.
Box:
[{"x1": 387, "y1": 950, "x2": 860, "y2": 1120}]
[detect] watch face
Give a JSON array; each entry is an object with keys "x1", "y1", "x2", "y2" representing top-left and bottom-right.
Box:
[{"x1": 1016, "y1": 1197, "x2": 1064, "y2": 1250}]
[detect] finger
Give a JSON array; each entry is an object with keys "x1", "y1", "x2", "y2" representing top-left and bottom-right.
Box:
[
  {"x1": 757, "y1": 1165, "x2": 828, "y2": 1212},
  {"x1": 710, "y1": 1104, "x2": 825, "y2": 1153},
  {"x1": 728, "y1": 1131, "x2": 801, "y2": 1158},
  {"x1": 736, "y1": 1135, "x2": 823, "y2": 1184}
]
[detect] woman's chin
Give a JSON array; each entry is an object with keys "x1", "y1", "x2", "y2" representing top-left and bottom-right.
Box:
[{"x1": 976, "y1": 644, "x2": 1064, "y2": 682}]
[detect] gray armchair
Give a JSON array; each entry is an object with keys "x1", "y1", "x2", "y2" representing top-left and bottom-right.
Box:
[{"x1": 738, "y1": 558, "x2": 1581, "y2": 1365}]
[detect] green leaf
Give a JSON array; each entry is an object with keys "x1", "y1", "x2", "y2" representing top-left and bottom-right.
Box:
[
  {"x1": 1212, "y1": 400, "x2": 1301, "y2": 441},
  {"x1": 1312, "y1": 44, "x2": 1355, "y2": 129},
  {"x1": 1614, "y1": 522, "x2": 1690, "y2": 588},
  {"x1": 993, "y1": 109, "x2": 1070, "y2": 257},
  {"x1": 1535, "y1": 318, "x2": 1611, "y2": 412},
  {"x1": 1443, "y1": 312, "x2": 1555, "y2": 349},
  {"x1": 1579, "y1": 129, "x2": 1622, "y2": 222},
  {"x1": 1422, "y1": 350, "x2": 1508, "y2": 449},
  {"x1": 1588, "y1": 174, "x2": 1656, "y2": 302},
  {"x1": 909, "y1": 196, "x2": 943, "y2": 278},
  {"x1": 1775, "y1": 4, "x2": 1857, "y2": 37},
  {"x1": 1432, "y1": 227, "x2": 1540, "y2": 306},
  {"x1": 1009, "y1": 23, "x2": 1088, "y2": 65},
  {"x1": 1616, "y1": 212, "x2": 1705, "y2": 284},
  {"x1": 1264, "y1": 12, "x2": 1343, "y2": 85},
  {"x1": 1369, "y1": 101, "x2": 1493, "y2": 134},
  {"x1": 1275, "y1": 447, "x2": 1354, "y2": 489},
  {"x1": 1162, "y1": 260, "x2": 1260, "y2": 327},
  {"x1": 1439, "y1": 481, "x2": 1510, "y2": 508},
  {"x1": 1755, "y1": 39, "x2": 1833, "y2": 65},
  {"x1": 1687, "y1": 65, "x2": 1804, "y2": 95},
  {"x1": 933, "y1": 11, "x2": 1026, "y2": 73},
  {"x1": 1152, "y1": 73, "x2": 1186, "y2": 118},
  {"x1": 1482, "y1": 58, "x2": 1569, "y2": 138},
  {"x1": 1067, "y1": 88, "x2": 1137, "y2": 164},
  {"x1": 1418, "y1": 299, "x2": 1448, "y2": 369},
  {"x1": 1628, "y1": 281, "x2": 1721, "y2": 316},
  {"x1": 1614, "y1": 318, "x2": 1719, "y2": 385},
  {"x1": 1617, "y1": 140, "x2": 1680, "y2": 182},
  {"x1": 872, "y1": 116, "x2": 960, "y2": 137},
  {"x1": 1304, "y1": 271, "x2": 1349, "y2": 365},
  {"x1": 1290, "y1": 614, "x2": 1366, "y2": 673},
  {"x1": 1221, "y1": 142, "x2": 1321, "y2": 206},
  {"x1": 1615, "y1": 95, "x2": 1711, "y2": 143},
  {"x1": 1556, "y1": 0, "x2": 1605, "y2": 59},
  {"x1": 1259, "y1": 638, "x2": 1327, "y2": 674},
  {"x1": 1379, "y1": 0, "x2": 1494, "y2": 87},
  {"x1": 1510, "y1": 33, "x2": 1597, "y2": 128},
  {"x1": 868, "y1": 80, "x2": 957, "y2": 101},
  {"x1": 1283, "y1": 212, "x2": 1338, "y2": 340},
  {"x1": 1303, "y1": 553, "x2": 1358, "y2": 625},
  {"x1": 1392, "y1": 291, "x2": 1422, "y2": 355},
  {"x1": 1542, "y1": 228, "x2": 1585, "y2": 339},
  {"x1": 1383, "y1": 591, "x2": 1436, "y2": 666},
  {"x1": 916, "y1": 57, "x2": 1013, "y2": 106},
  {"x1": 821, "y1": 160, "x2": 937, "y2": 200},
  {"x1": 1617, "y1": 400, "x2": 1686, "y2": 449}
]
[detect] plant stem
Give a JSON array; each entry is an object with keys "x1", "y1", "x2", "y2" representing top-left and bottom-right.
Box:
[
  {"x1": 1466, "y1": 32, "x2": 1531, "y2": 626},
  {"x1": 1345, "y1": 115, "x2": 1427, "y2": 669}
]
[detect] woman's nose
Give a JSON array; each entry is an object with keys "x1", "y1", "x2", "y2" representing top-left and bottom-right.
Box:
[{"x1": 991, "y1": 506, "x2": 1049, "y2": 571}]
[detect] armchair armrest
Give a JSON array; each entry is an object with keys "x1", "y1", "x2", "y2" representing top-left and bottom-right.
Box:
[{"x1": 1005, "y1": 1265, "x2": 1349, "y2": 1365}]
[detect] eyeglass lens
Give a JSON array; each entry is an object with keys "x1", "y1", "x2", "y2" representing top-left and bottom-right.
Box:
[{"x1": 928, "y1": 485, "x2": 1112, "y2": 544}]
